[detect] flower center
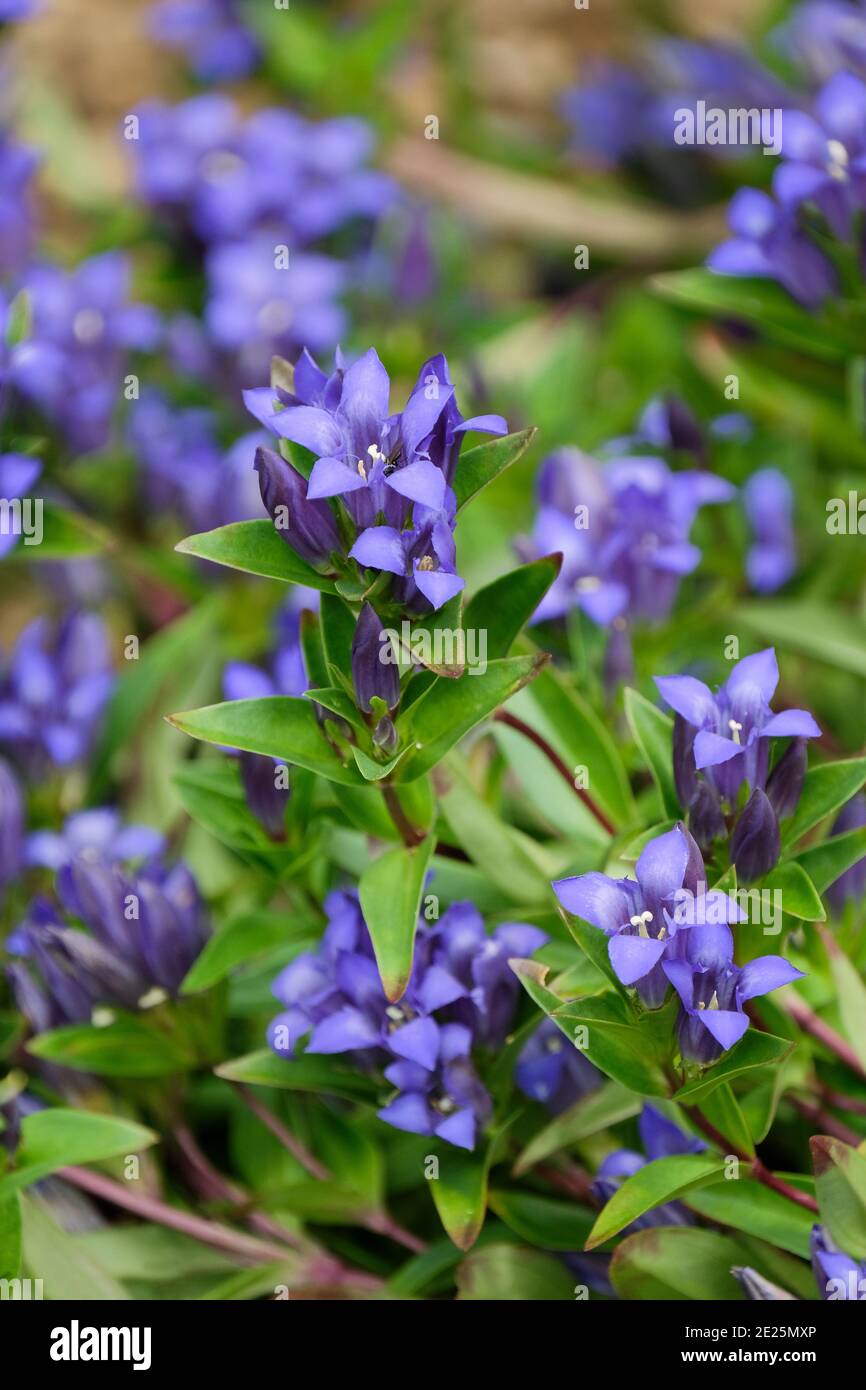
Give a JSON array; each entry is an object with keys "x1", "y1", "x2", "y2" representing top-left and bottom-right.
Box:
[
  {"x1": 826, "y1": 138, "x2": 849, "y2": 180},
  {"x1": 629, "y1": 910, "x2": 654, "y2": 937},
  {"x1": 73, "y1": 308, "x2": 105, "y2": 344},
  {"x1": 417, "y1": 554, "x2": 435, "y2": 571},
  {"x1": 728, "y1": 718, "x2": 743, "y2": 745}
]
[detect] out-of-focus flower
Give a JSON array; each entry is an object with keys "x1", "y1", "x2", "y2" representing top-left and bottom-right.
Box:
[
  {"x1": 205, "y1": 236, "x2": 347, "y2": 384},
  {"x1": 267, "y1": 891, "x2": 546, "y2": 1150},
  {"x1": 130, "y1": 96, "x2": 393, "y2": 246},
  {"x1": 0, "y1": 131, "x2": 38, "y2": 275},
  {"x1": 708, "y1": 188, "x2": 837, "y2": 309},
  {"x1": 0, "y1": 453, "x2": 41, "y2": 558},
  {"x1": 26, "y1": 807, "x2": 164, "y2": 873},
  {"x1": 7, "y1": 254, "x2": 160, "y2": 454},
  {"x1": 592, "y1": 1104, "x2": 705, "y2": 1228},
  {"x1": 561, "y1": 62, "x2": 657, "y2": 168},
  {"x1": 148, "y1": 0, "x2": 261, "y2": 82},
  {"x1": 514, "y1": 1017, "x2": 601, "y2": 1113},
  {"x1": 0, "y1": 756, "x2": 24, "y2": 903},
  {"x1": 127, "y1": 388, "x2": 265, "y2": 531},
  {"x1": 826, "y1": 793, "x2": 866, "y2": 913},
  {"x1": 524, "y1": 448, "x2": 732, "y2": 627},
  {"x1": 9, "y1": 855, "x2": 208, "y2": 1026},
  {"x1": 773, "y1": 72, "x2": 866, "y2": 239},
  {"x1": 744, "y1": 467, "x2": 796, "y2": 593},
  {"x1": 775, "y1": 0, "x2": 866, "y2": 84},
  {"x1": 811, "y1": 1223, "x2": 866, "y2": 1298},
  {"x1": 0, "y1": 613, "x2": 114, "y2": 775},
  {"x1": 247, "y1": 346, "x2": 506, "y2": 612}
]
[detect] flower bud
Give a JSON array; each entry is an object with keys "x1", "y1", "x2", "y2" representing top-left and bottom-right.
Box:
[
  {"x1": 372, "y1": 715, "x2": 398, "y2": 755},
  {"x1": 254, "y1": 446, "x2": 339, "y2": 570},
  {"x1": 351, "y1": 603, "x2": 399, "y2": 713},
  {"x1": 766, "y1": 737, "x2": 807, "y2": 820},
  {"x1": 730, "y1": 788, "x2": 780, "y2": 884},
  {"x1": 239, "y1": 751, "x2": 290, "y2": 841},
  {"x1": 673, "y1": 713, "x2": 698, "y2": 807},
  {"x1": 687, "y1": 780, "x2": 725, "y2": 851}
]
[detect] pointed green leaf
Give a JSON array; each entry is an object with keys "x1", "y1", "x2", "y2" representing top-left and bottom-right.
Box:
[
  {"x1": 528, "y1": 666, "x2": 635, "y2": 826},
  {"x1": 26, "y1": 1019, "x2": 194, "y2": 1077},
  {"x1": 456, "y1": 1242, "x2": 574, "y2": 1299},
  {"x1": 166, "y1": 696, "x2": 365, "y2": 785},
  {"x1": 0, "y1": 1110, "x2": 157, "y2": 1201},
  {"x1": 462, "y1": 555, "x2": 561, "y2": 660},
  {"x1": 453, "y1": 428, "x2": 537, "y2": 512},
  {"x1": 761, "y1": 861, "x2": 825, "y2": 921},
  {"x1": 685, "y1": 1179, "x2": 813, "y2": 1258},
  {"x1": 214, "y1": 1049, "x2": 378, "y2": 1103},
  {"x1": 674, "y1": 1030, "x2": 795, "y2": 1104},
  {"x1": 811, "y1": 1136, "x2": 866, "y2": 1261},
  {"x1": 514, "y1": 1080, "x2": 641, "y2": 1174},
  {"x1": 822, "y1": 934, "x2": 866, "y2": 1072},
  {"x1": 586, "y1": 1154, "x2": 725, "y2": 1249},
  {"x1": 781, "y1": 757, "x2": 866, "y2": 850},
  {"x1": 623, "y1": 686, "x2": 679, "y2": 818},
  {"x1": 182, "y1": 908, "x2": 316, "y2": 994},
  {"x1": 610, "y1": 1226, "x2": 749, "y2": 1300},
  {"x1": 795, "y1": 826, "x2": 866, "y2": 896},
  {"x1": 359, "y1": 835, "x2": 435, "y2": 1000},
  {"x1": 395, "y1": 654, "x2": 548, "y2": 782},
  {"x1": 176, "y1": 520, "x2": 338, "y2": 591},
  {"x1": 488, "y1": 1191, "x2": 594, "y2": 1251}
]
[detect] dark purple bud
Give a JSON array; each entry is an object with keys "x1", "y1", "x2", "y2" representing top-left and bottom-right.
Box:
[
  {"x1": 239, "y1": 751, "x2": 290, "y2": 841},
  {"x1": 6, "y1": 961, "x2": 56, "y2": 1033},
  {"x1": 730, "y1": 789, "x2": 780, "y2": 884},
  {"x1": 673, "y1": 713, "x2": 698, "y2": 807},
  {"x1": 372, "y1": 715, "x2": 398, "y2": 755},
  {"x1": 137, "y1": 862, "x2": 208, "y2": 996},
  {"x1": 254, "y1": 446, "x2": 340, "y2": 571},
  {"x1": 766, "y1": 737, "x2": 807, "y2": 820},
  {"x1": 687, "y1": 781, "x2": 726, "y2": 851},
  {"x1": 58, "y1": 859, "x2": 138, "y2": 963},
  {"x1": 0, "y1": 1097, "x2": 21, "y2": 1156},
  {"x1": 678, "y1": 821, "x2": 707, "y2": 896},
  {"x1": 30, "y1": 923, "x2": 146, "y2": 1015},
  {"x1": 351, "y1": 603, "x2": 400, "y2": 714},
  {"x1": 665, "y1": 396, "x2": 705, "y2": 462}
]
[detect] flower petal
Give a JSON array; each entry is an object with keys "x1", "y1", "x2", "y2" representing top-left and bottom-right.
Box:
[
  {"x1": 608, "y1": 933, "x2": 667, "y2": 987},
  {"x1": 552, "y1": 872, "x2": 633, "y2": 934},
  {"x1": 349, "y1": 525, "x2": 406, "y2": 575},
  {"x1": 697, "y1": 1008, "x2": 749, "y2": 1052},
  {"x1": 655, "y1": 675, "x2": 717, "y2": 728},
  {"x1": 694, "y1": 730, "x2": 743, "y2": 769},
  {"x1": 737, "y1": 955, "x2": 805, "y2": 1001},
  {"x1": 760, "y1": 709, "x2": 821, "y2": 740}
]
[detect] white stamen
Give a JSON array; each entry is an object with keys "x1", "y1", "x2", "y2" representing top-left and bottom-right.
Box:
[{"x1": 728, "y1": 718, "x2": 743, "y2": 745}]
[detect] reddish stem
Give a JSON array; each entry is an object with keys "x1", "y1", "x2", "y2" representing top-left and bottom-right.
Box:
[{"x1": 493, "y1": 709, "x2": 616, "y2": 836}]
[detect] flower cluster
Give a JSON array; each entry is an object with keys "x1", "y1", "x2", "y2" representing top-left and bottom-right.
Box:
[
  {"x1": 554, "y1": 824, "x2": 803, "y2": 1064},
  {"x1": 267, "y1": 891, "x2": 546, "y2": 1150},
  {"x1": 8, "y1": 848, "x2": 208, "y2": 1029},
  {"x1": 523, "y1": 447, "x2": 733, "y2": 629},
  {"x1": 656, "y1": 647, "x2": 821, "y2": 878},
  {"x1": 4, "y1": 254, "x2": 160, "y2": 454},
  {"x1": 148, "y1": 0, "x2": 261, "y2": 83},
  {"x1": 246, "y1": 345, "x2": 507, "y2": 613},
  {"x1": 0, "y1": 613, "x2": 115, "y2": 775},
  {"x1": 0, "y1": 129, "x2": 38, "y2": 276}
]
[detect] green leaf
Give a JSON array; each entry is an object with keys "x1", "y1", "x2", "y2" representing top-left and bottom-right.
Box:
[
  {"x1": 623, "y1": 687, "x2": 679, "y2": 818},
  {"x1": 166, "y1": 696, "x2": 365, "y2": 786},
  {"x1": 761, "y1": 861, "x2": 825, "y2": 921},
  {"x1": 811, "y1": 1135, "x2": 866, "y2": 1261},
  {"x1": 214, "y1": 1049, "x2": 378, "y2": 1103},
  {"x1": 489, "y1": 1190, "x2": 595, "y2": 1251},
  {"x1": 0, "y1": 1194, "x2": 21, "y2": 1281},
  {"x1": 781, "y1": 757, "x2": 866, "y2": 850},
  {"x1": 5, "y1": 287, "x2": 31, "y2": 346},
  {"x1": 528, "y1": 666, "x2": 635, "y2": 826},
  {"x1": 173, "y1": 760, "x2": 286, "y2": 854},
  {"x1": 27, "y1": 1019, "x2": 194, "y2": 1077},
  {"x1": 456, "y1": 1242, "x2": 574, "y2": 1299},
  {"x1": 795, "y1": 826, "x2": 866, "y2": 896},
  {"x1": 0, "y1": 1110, "x2": 157, "y2": 1201},
  {"x1": 182, "y1": 908, "x2": 313, "y2": 994},
  {"x1": 514, "y1": 1080, "x2": 642, "y2": 1174},
  {"x1": 9, "y1": 503, "x2": 110, "y2": 559},
  {"x1": 430, "y1": 1137, "x2": 497, "y2": 1253},
  {"x1": 462, "y1": 556, "x2": 561, "y2": 660},
  {"x1": 822, "y1": 934, "x2": 866, "y2": 1072},
  {"x1": 439, "y1": 769, "x2": 550, "y2": 905},
  {"x1": 21, "y1": 1195, "x2": 130, "y2": 1300},
  {"x1": 698, "y1": 1083, "x2": 754, "y2": 1158},
  {"x1": 175, "y1": 520, "x2": 338, "y2": 591},
  {"x1": 610, "y1": 1226, "x2": 749, "y2": 1300},
  {"x1": 741, "y1": 602, "x2": 866, "y2": 678},
  {"x1": 586, "y1": 1154, "x2": 725, "y2": 1249},
  {"x1": 674, "y1": 1031, "x2": 795, "y2": 1105},
  {"x1": 359, "y1": 835, "x2": 435, "y2": 1000},
  {"x1": 685, "y1": 1179, "x2": 813, "y2": 1258},
  {"x1": 453, "y1": 428, "x2": 537, "y2": 512},
  {"x1": 395, "y1": 654, "x2": 548, "y2": 782}
]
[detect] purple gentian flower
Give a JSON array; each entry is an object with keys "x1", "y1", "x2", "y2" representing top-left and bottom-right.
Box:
[
  {"x1": 26, "y1": 807, "x2": 164, "y2": 873},
  {"x1": 664, "y1": 922, "x2": 803, "y2": 1063},
  {"x1": 525, "y1": 448, "x2": 733, "y2": 627},
  {"x1": 773, "y1": 72, "x2": 866, "y2": 239},
  {"x1": 0, "y1": 453, "x2": 41, "y2": 557},
  {"x1": 554, "y1": 824, "x2": 744, "y2": 1008},
  {"x1": 743, "y1": 468, "x2": 796, "y2": 593},
  {"x1": 811, "y1": 1224, "x2": 866, "y2": 1299},
  {"x1": 656, "y1": 647, "x2": 821, "y2": 805},
  {"x1": 593, "y1": 1104, "x2": 705, "y2": 1229},
  {"x1": 515, "y1": 1017, "x2": 601, "y2": 1113},
  {"x1": 708, "y1": 187, "x2": 837, "y2": 308},
  {"x1": 267, "y1": 893, "x2": 546, "y2": 1150},
  {"x1": 0, "y1": 131, "x2": 38, "y2": 275},
  {"x1": 774, "y1": 0, "x2": 866, "y2": 84},
  {"x1": 0, "y1": 613, "x2": 114, "y2": 775}
]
